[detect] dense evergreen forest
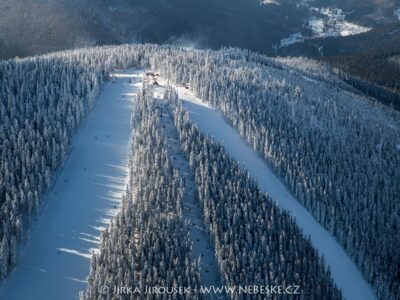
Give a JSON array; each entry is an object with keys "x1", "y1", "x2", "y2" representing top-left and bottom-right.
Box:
[
  {"x1": 0, "y1": 44, "x2": 398, "y2": 299},
  {"x1": 82, "y1": 85, "x2": 203, "y2": 299},
  {"x1": 82, "y1": 83, "x2": 341, "y2": 299},
  {"x1": 0, "y1": 55, "x2": 104, "y2": 279},
  {"x1": 322, "y1": 23, "x2": 400, "y2": 110},
  {"x1": 0, "y1": 47, "x2": 148, "y2": 280},
  {"x1": 279, "y1": 23, "x2": 400, "y2": 110},
  {"x1": 151, "y1": 49, "x2": 400, "y2": 300},
  {"x1": 171, "y1": 92, "x2": 341, "y2": 299}
]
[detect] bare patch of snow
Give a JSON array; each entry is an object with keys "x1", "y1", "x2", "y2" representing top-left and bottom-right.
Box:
[
  {"x1": 278, "y1": 5, "x2": 371, "y2": 49},
  {"x1": 260, "y1": 0, "x2": 280, "y2": 5},
  {"x1": 308, "y1": 8, "x2": 371, "y2": 38},
  {"x1": 107, "y1": 6, "x2": 117, "y2": 12},
  {"x1": 280, "y1": 32, "x2": 305, "y2": 47},
  {"x1": 296, "y1": 0, "x2": 313, "y2": 9},
  {"x1": 388, "y1": 55, "x2": 400, "y2": 68},
  {"x1": 395, "y1": 8, "x2": 400, "y2": 20}
]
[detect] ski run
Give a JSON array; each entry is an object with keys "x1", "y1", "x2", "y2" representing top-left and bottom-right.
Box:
[
  {"x1": 0, "y1": 69, "x2": 144, "y2": 300},
  {"x1": 1, "y1": 67, "x2": 376, "y2": 300},
  {"x1": 169, "y1": 83, "x2": 376, "y2": 300}
]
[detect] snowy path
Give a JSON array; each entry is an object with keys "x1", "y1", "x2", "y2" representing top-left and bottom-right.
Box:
[
  {"x1": 174, "y1": 87, "x2": 376, "y2": 300},
  {"x1": 0, "y1": 69, "x2": 144, "y2": 300},
  {"x1": 154, "y1": 89, "x2": 224, "y2": 299}
]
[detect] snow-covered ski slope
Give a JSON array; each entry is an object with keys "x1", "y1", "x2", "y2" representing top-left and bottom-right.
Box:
[
  {"x1": 174, "y1": 86, "x2": 376, "y2": 300},
  {"x1": 0, "y1": 69, "x2": 144, "y2": 300}
]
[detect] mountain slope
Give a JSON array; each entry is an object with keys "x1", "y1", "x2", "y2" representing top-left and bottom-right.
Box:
[
  {"x1": 173, "y1": 83, "x2": 375, "y2": 300},
  {"x1": 1, "y1": 0, "x2": 399, "y2": 60},
  {"x1": 322, "y1": 23, "x2": 400, "y2": 108},
  {"x1": 0, "y1": 69, "x2": 143, "y2": 300},
  {"x1": 1, "y1": 45, "x2": 398, "y2": 299},
  {"x1": 277, "y1": 22, "x2": 400, "y2": 109}
]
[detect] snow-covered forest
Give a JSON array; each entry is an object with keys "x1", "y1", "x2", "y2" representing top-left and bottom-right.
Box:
[
  {"x1": 0, "y1": 44, "x2": 398, "y2": 299},
  {"x1": 0, "y1": 55, "x2": 103, "y2": 279},
  {"x1": 82, "y1": 82, "x2": 341, "y2": 299},
  {"x1": 150, "y1": 49, "x2": 400, "y2": 300},
  {"x1": 172, "y1": 95, "x2": 341, "y2": 299},
  {"x1": 0, "y1": 48, "x2": 147, "y2": 281},
  {"x1": 81, "y1": 85, "x2": 203, "y2": 299}
]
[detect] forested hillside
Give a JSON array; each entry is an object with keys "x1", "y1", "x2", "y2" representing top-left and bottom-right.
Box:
[
  {"x1": 1, "y1": 0, "x2": 398, "y2": 60},
  {"x1": 279, "y1": 22, "x2": 400, "y2": 109},
  {"x1": 82, "y1": 82, "x2": 341, "y2": 299},
  {"x1": 150, "y1": 49, "x2": 400, "y2": 300},
  {"x1": 0, "y1": 47, "x2": 150, "y2": 280},
  {"x1": 322, "y1": 23, "x2": 400, "y2": 109},
  {"x1": 1, "y1": 45, "x2": 398, "y2": 299},
  {"x1": 0, "y1": 56, "x2": 104, "y2": 279},
  {"x1": 171, "y1": 95, "x2": 341, "y2": 299},
  {"x1": 2, "y1": 0, "x2": 398, "y2": 113},
  {"x1": 82, "y1": 85, "x2": 203, "y2": 299}
]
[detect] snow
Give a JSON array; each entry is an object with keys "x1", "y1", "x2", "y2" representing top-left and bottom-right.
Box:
[
  {"x1": 395, "y1": 8, "x2": 400, "y2": 20},
  {"x1": 0, "y1": 69, "x2": 144, "y2": 300},
  {"x1": 388, "y1": 55, "x2": 400, "y2": 68},
  {"x1": 260, "y1": 0, "x2": 280, "y2": 5},
  {"x1": 308, "y1": 7, "x2": 370, "y2": 38},
  {"x1": 155, "y1": 95, "x2": 222, "y2": 289},
  {"x1": 280, "y1": 33, "x2": 305, "y2": 47},
  {"x1": 174, "y1": 86, "x2": 376, "y2": 300},
  {"x1": 308, "y1": 7, "x2": 370, "y2": 37},
  {"x1": 278, "y1": 6, "x2": 371, "y2": 48}
]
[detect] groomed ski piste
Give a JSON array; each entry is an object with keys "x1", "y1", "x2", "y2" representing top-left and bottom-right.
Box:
[
  {"x1": 168, "y1": 83, "x2": 377, "y2": 300},
  {"x1": 0, "y1": 69, "x2": 144, "y2": 300},
  {"x1": 1, "y1": 67, "x2": 376, "y2": 300}
]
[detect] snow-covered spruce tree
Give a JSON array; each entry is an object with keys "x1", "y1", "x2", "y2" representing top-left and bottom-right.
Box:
[
  {"x1": 169, "y1": 97, "x2": 341, "y2": 300},
  {"x1": 81, "y1": 84, "x2": 202, "y2": 300}
]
